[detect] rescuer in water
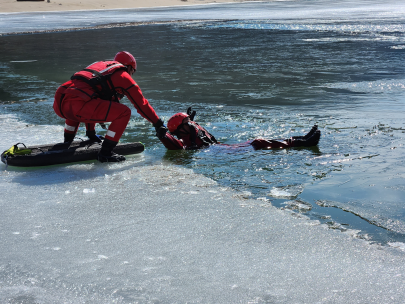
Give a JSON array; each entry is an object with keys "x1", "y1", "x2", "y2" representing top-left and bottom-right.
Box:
[
  {"x1": 53, "y1": 51, "x2": 166, "y2": 162},
  {"x1": 155, "y1": 108, "x2": 320, "y2": 150}
]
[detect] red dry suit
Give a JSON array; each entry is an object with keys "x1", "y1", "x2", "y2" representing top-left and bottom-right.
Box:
[
  {"x1": 159, "y1": 121, "x2": 219, "y2": 150},
  {"x1": 53, "y1": 61, "x2": 159, "y2": 143},
  {"x1": 159, "y1": 121, "x2": 319, "y2": 150}
]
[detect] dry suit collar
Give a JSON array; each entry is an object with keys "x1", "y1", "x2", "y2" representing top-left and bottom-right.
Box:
[{"x1": 128, "y1": 66, "x2": 136, "y2": 75}]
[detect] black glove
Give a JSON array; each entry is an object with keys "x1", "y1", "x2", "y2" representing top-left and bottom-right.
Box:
[
  {"x1": 153, "y1": 118, "x2": 168, "y2": 139},
  {"x1": 156, "y1": 126, "x2": 168, "y2": 139},
  {"x1": 153, "y1": 118, "x2": 164, "y2": 131},
  {"x1": 187, "y1": 107, "x2": 196, "y2": 121}
]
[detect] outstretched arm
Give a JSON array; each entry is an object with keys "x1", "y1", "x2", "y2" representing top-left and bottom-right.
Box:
[{"x1": 111, "y1": 70, "x2": 160, "y2": 124}]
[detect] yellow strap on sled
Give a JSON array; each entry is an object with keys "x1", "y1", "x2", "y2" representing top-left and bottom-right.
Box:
[{"x1": 3, "y1": 143, "x2": 32, "y2": 156}]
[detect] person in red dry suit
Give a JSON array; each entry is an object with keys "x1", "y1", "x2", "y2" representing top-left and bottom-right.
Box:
[
  {"x1": 155, "y1": 108, "x2": 320, "y2": 150},
  {"x1": 53, "y1": 51, "x2": 167, "y2": 162}
]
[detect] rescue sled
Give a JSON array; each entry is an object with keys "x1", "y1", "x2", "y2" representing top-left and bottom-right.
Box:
[{"x1": 1, "y1": 140, "x2": 144, "y2": 167}]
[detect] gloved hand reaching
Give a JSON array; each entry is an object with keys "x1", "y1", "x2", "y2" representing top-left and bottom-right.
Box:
[
  {"x1": 153, "y1": 118, "x2": 168, "y2": 139},
  {"x1": 187, "y1": 107, "x2": 196, "y2": 121}
]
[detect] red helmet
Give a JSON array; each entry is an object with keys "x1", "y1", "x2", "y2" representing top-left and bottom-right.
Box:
[
  {"x1": 114, "y1": 51, "x2": 137, "y2": 71},
  {"x1": 167, "y1": 112, "x2": 189, "y2": 133}
]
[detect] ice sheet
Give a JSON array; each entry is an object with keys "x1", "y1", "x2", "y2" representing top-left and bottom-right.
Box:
[{"x1": 1, "y1": 113, "x2": 405, "y2": 303}]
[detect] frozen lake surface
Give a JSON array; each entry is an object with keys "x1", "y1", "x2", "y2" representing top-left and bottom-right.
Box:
[
  {"x1": 1, "y1": 115, "x2": 405, "y2": 303},
  {"x1": 1, "y1": 0, "x2": 405, "y2": 303}
]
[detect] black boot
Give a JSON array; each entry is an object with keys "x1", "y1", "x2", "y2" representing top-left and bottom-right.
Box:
[
  {"x1": 304, "y1": 125, "x2": 318, "y2": 139},
  {"x1": 292, "y1": 125, "x2": 318, "y2": 141},
  {"x1": 291, "y1": 130, "x2": 321, "y2": 147},
  {"x1": 97, "y1": 138, "x2": 126, "y2": 163},
  {"x1": 86, "y1": 130, "x2": 103, "y2": 143},
  {"x1": 64, "y1": 132, "x2": 76, "y2": 143}
]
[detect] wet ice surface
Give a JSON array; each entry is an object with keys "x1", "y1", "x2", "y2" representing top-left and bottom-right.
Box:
[
  {"x1": 2, "y1": 163, "x2": 405, "y2": 302},
  {"x1": 1, "y1": 116, "x2": 405, "y2": 303}
]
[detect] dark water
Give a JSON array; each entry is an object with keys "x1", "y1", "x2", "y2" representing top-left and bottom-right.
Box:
[{"x1": 1, "y1": 15, "x2": 405, "y2": 245}]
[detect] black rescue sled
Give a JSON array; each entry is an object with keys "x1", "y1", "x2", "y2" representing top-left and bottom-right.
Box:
[{"x1": 1, "y1": 140, "x2": 144, "y2": 167}]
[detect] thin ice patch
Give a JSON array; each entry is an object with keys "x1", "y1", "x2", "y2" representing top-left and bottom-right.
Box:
[
  {"x1": 391, "y1": 45, "x2": 405, "y2": 49},
  {"x1": 269, "y1": 185, "x2": 303, "y2": 198},
  {"x1": 388, "y1": 242, "x2": 405, "y2": 252},
  {"x1": 282, "y1": 199, "x2": 312, "y2": 212}
]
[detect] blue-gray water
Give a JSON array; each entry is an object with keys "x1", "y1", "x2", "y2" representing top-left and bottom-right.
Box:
[{"x1": 1, "y1": 1, "x2": 405, "y2": 303}]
